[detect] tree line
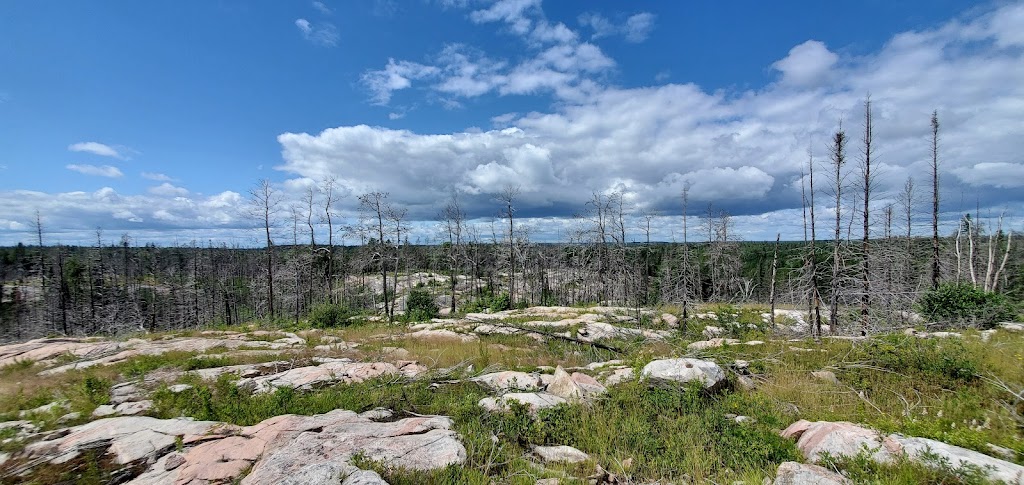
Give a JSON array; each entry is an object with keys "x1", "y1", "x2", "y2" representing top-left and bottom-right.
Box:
[{"x1": 1, "y1": 103, "x2": 1019, "y2": 341}]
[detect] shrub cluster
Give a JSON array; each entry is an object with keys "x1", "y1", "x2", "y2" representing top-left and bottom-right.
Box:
[
  {"x1": 306, "y1": 303, "x2": 358, "y2": 328},
  {"x1": 917, "y1": 283, "x2": 1015, "y2": 328},
  {"x1": 403, "y1": 289, "x2": 439, "y2": 322}
]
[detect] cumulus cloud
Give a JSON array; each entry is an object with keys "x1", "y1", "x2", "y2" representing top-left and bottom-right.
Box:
[
  {"x1": 4, "y1": 2, "x2": 1024, "y2": 245},
  {"x1": 290, "y1": 2, "x2": 1024, "y2": 237},
  {"x1": 295, "y1": 18, "x2": 339, "y2": 47},
  {"x1": 771, "y1": 40, "x2": 838, "y2": 87},
  {"x1": 66, "y1": 164, "x2": 124, "y2": 178},
  {"x1": 68, "y1": 142, "x2": 125, "y2": 159}
]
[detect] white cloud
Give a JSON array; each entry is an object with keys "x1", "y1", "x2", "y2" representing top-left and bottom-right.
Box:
[
  {"x1": 68, "y1": 141, "x2": 125, "y2": 159},
  {"x1": 295, "y1": 18, "x2": 339, "y2": 47},
  {"x1": 361, "y1": 59, "x2": 440, "y2": 104},
  {"x1": 623, "y1": 13, "x2": 656, "y2": 43},
  {"x1": 771, "y1": 40, "x2": 838, "y2": 87},
  {"x1": 469, "y1": 0, "x2": 540, "y2": 35},
  {"x1": 141, "y1": 172, "x2": 174, "y2": 182},
  {"x1": 312, "y1": 1, "x2": 332, "y2": 15},
  {"x1": 283, "y1": 2, "x2": 1024, "y2": 238},
  {"x1": 578, "y1": 11, "x2": 656, "y2": 43},
  {"x1": 66, "y1": 164, "x2": 124, "y2": 178},
  {"x1": 954, "y1": 162, "x2": 1024, "y2": 188},
  {"x1": 4, "y1": 2, "x2": 1024, "y2": 245},
  {"x1": 148, "y1": 183, "x2": 190, "y2": 197}
]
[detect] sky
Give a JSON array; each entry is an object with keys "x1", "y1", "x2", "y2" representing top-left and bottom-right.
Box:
[{"x1": 1, "y1": 0, "x2": 1023, "y2": 246}]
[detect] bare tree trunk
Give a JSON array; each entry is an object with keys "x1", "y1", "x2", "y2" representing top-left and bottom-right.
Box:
[
  {"x1": 860, "y1": 96, "x2": 873, "y2": 334},
  {"x1": 770, "y1": 233, "x2": 780, "y2": 327},
  {"x1": 830, "y1": 127, "x2": 847, "y2": 333},
  {"x1": 931, "y1": 110, "x2": 941, "y2": 289},
  {"x1": 809, "y1": 150, "x2": 823, "y2": 338},
  {"x1": 250, "y1": 179, "x2": 279, "y2": 320}
]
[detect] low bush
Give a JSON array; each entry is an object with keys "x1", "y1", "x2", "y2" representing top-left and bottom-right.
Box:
[
  {"x1": 307, "y1": 303, "x2": 358, "y2": 328},
  {"x1": 917, "y1": 283, "x2": 1015, "y2": 328},
  {"x1": 843, "y1": 334, "x2": 981, "y2": 388},
  {"x1": 403, "y1": 289, "x2": 439, "y2": 322}
]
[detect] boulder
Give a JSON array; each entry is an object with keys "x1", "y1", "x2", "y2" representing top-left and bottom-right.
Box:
[
  {"x1": 781, "y1": 420, "x2": 899, "y2": 463},
  {"x1": 479, "y1": 392, "x2": 567, "y2": 413},
  {"x1": 471, "y1": 371, "x2": 543, "y2": 391},
  {"x1": 641, "y1": 358, "x2": 726, "y2": 390},
  {"x1": 687, "y1": 338, "x2": 739, "y2": 351},
  {"x1": 811, "y1": 370, "x2": 841, "y2": 385},
  {"x1": 773, "y1": 461, "x2": 850, "y2": 484},
  {"x1": 533, "y1": 445, "x2": 591, "y2": 464},
  {"x1": 239, "y1": 361, "x2": 399, "y2": 394},
  {"x1": 406, "y1": 329, "x2": 479, "y2": 342},
  {"x1": 661, "y1": 313, "x2": 680, "y2": 327},
  {"x1": 602, "y1": 367, "x2": 635, "y2": 386},
  {"x1": 702, "y1": 326, "x2": 725, "y2": 338},
  {"x1": 894, "y1": 436, "x2": 1024, "y2": 484},
  {"x1": 999, "y1": 322, "x2": 1024, "y2": 332}
]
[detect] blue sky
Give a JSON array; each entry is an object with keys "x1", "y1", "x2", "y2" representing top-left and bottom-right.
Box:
[{"x1": 1, "y1": 0, "x2": 1022, "y2": 245}]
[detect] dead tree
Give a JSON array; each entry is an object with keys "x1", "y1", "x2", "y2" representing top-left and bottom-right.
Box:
[
  {"x1": 359, "y1": 191, "x2": 393, "y2": 323},
  {"x1": 859, "y1": 96, "x2": 874, "y2": 333},
  {"x1": 249, "y1": 179, "x2": 280, "y2": 319},
  {"x1": 829, "y1": 126, "x2": 848, "y2": 333},
  {"x1": 930, "y1": 110, "x2": 941, "y2": 289},
  {"x1": 497, "y1": 185, "x2": 521, "y2": 304}
]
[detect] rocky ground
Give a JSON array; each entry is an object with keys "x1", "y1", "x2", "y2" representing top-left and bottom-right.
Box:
[{"x1": 1, "y1": 305, "x2": 1023, "y2": 484}]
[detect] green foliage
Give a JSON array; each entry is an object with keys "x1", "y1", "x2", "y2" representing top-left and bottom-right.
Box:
[
  {"x1": 462, "y1": 291, "x2": 511, "y2": 313},
  {"x1": 403, "y1": 289, "x2": 439, "y2": 322},
  {"x1": 306, "y1": 303, "x2": 358, "y2": 328},
  {"x1": 78, "y1": 376, "x2": 111, "y2": 406},
  {"x1": 844, "y1": 335, "x2": 980, "y2": 388},
  {"x1": 819, "y1": 448, "x2": 998, "y2": 484},
  {"x1": 918, "y1": 283, "x2": 1015, "y2": 328}
]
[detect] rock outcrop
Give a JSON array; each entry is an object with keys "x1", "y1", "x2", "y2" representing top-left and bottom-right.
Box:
[{"x1": 10, "y1": 410, "x2": 465, "y2": 485}]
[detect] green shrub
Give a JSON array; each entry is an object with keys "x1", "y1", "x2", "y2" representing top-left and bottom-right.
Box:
[
  {"x1": 80, "y1": 376, "x2": 111, "y2": 406},
  {"x1": 461, "y1": 291, "x2": 511, "y2": 313},
  {"x1": 404, "y1": 289, "x2": 439, "y2": 322},
  {"x1": 917, "y1": 283, "x2": 1015, "y2": 328},
  {"x1": 307, "y1": 303, "x2": 357, "y2": 328},
  {"x1": 846, "y1": 335, "x2": 980, "y2": 387}
]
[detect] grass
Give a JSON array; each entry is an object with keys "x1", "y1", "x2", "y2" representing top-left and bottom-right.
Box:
[{"x1": 3, "y1": 302, "x2": 1024, "y2": 483}]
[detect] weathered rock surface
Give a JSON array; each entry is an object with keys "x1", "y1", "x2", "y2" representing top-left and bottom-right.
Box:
[
  {"x1": 544, "y1": 367, "x2": 606, "y2": 400},
  {"x1": 641, "y1": 358, "x2": 726, "y2": 390},
  {"x1": 896, "y1": 436, "x2": 1024, "y2": 484},
  {"x1": 238, "y1": 361, "x2": 401, "y2": 394},
  {"x1": 479, "y1": 392, "x2": 567, "y2": 412},
  {"x1": 471, "y1": 371, "x2": 543, "y2": 391},
  {"x1": 773, "y1": 461, "x2": 850, "y2": 484},
  {"x1": 13, "y1": 410, "x2": 463, "y2": 485},
  {"x1": 782, "y1": 420, "x2": 1024, "y2": 484},
  {"x1": 781, "y1": 420, "x2": 899, "y2": 463},
  {"x1": 4, "y1": 335, "x2": 308, "y2": 376},
  {"x1": 687, "y1": 338, "x2": 740, "y2": 350},
  {"x1": 533, "y1": 445, "x2": 591, "y2": 463},
  {"x1": 406, "y1": 329, "x2": 479, "y2": 342}
]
